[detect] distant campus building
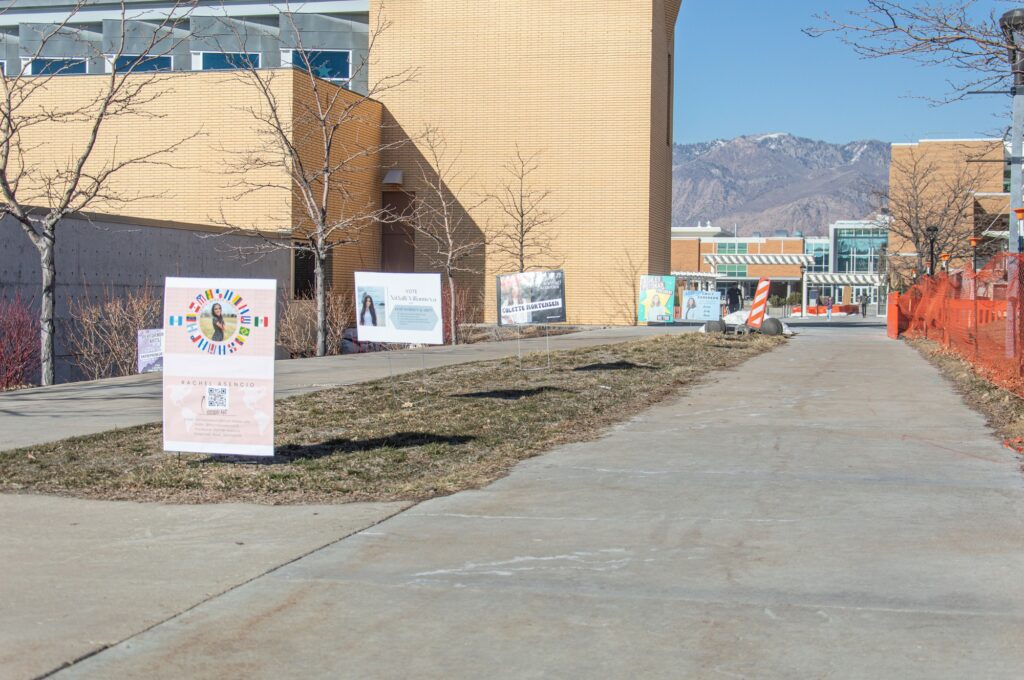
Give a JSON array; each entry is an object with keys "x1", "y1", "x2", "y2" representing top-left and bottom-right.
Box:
[
  {"x1": 887, "y1": 138, "x2": 1007, "y2": 283},
  {"x1": 0, "y1": 0, "x2": 681, "y2": 329},
  {"x1": 670, "y1": 221, "x2": 888, "y2": 312}
]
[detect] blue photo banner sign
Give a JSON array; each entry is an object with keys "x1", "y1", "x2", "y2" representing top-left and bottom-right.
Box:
[{"x1": 677, "y1": 290, "x2": 722, "y2": 322}]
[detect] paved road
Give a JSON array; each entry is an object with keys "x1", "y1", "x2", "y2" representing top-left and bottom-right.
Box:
[
  {"x1": 35, "y1": 326, "x2": 1024, "y2": 679},
  {"x1": 0, "y1": 326, "x2": 675, "y2": 451}
]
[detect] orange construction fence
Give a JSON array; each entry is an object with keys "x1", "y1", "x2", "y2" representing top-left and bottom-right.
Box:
[{"x1": 894, "y1": 253, "x2": 1024, "y2": 396}]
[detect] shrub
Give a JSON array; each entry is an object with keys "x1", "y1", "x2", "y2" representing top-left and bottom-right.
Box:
[
  {"x1": 67, "y1": 284, "x2": 161, "y2": 380},
  {"x1": 0, "y1": 293, "x2": 39, "y2": 390},
  {"x1": 786, "y1": 292, "x2": 803, "y2": 305},
  {"x1": 442, "y1": 285, "x2": 481, "y2": 345},
  {"x1": 278, "y1": 293, "x2": 355, "y2": 358}
]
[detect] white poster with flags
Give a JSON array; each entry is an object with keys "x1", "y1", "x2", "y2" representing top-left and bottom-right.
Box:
[
  {"x1": 162, "y1": 278, "x2": 277, "y2": 457},
  {"x1": 355, "y1": 272, "x2": 444, "y2": 345}
]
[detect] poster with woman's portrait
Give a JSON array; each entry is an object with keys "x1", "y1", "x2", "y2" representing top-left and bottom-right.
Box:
[
  {"x1": 678, "y1": 290, "x2": 722, "y2": 321},
  {"x1": 162, "y1": 278, "x2": 277, "y2": 457},
  {"x1": 353, "y1": 272, "x2": 444, "y2": 345},
  {"x1": 496, "y1": 270, "x2": 566, "y2": 325},
  {"x1": 356, "y1": 286, "x2": 386, "y2": 327},
  {"x1": 637, "y1": 276, "x2": 676, "y2": 323}
]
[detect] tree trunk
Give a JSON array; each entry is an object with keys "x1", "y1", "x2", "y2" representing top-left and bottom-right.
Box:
[
  {"x1": 38, "y1": 233, "x2": 56, "y2": 386},
  {"x1": 315, "y1": 250, "x2": 327, "y2": 357},
  {"x1": 447, "y1": 273, "x2": 458, "y2": 346}
]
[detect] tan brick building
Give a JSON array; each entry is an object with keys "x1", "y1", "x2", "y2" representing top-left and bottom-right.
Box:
[
  {"x1": 373, "y1": 0, "x2": 680, "y2": 324},
  {"x1": 670, "y1": 225, "x2": 809, "y2": 301},
  {"x1": 0, "y1": 0, "x2": 681, "y2": 326},
  {"x1": 887, "y1": 138, "x2": 1006, "y2": 283}
]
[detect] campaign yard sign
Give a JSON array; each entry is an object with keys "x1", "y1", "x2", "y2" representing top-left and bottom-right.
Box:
[
  {"x1": 355, "y1": 272, "x2": 444, "y2": 345},
  {"x1": 638, "y1": 275, "x2": 676, "y2": 324},
  {"x1": 677, "y1": 290, "x2": 723, "y2": 322},
  {"x1": 162, "y1": 278, "x2": 277, "y2": 457},
  {"x1": 137, "y1": 328, "x2": 164, "y2": 374},
  {"x1": 497, "y1": 270, "x2": 567, "y2": 325}
]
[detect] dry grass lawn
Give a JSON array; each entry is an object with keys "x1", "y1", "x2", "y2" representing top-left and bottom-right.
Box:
[
  {"x1": 0, "y1": 333, "x2": 783, "y2": 504},
  {"x1": 908, "y1": 338, "x2": 1024, "y2": 447}
]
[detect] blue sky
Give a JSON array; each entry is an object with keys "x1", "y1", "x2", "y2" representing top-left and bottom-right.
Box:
[{"x1": 675, "y1": 1, "x2": 1007, "y2": 145}]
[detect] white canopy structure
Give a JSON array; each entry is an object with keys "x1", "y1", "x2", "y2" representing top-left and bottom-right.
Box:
[
  {"x1": 703, "y1": 253, "x2": 814, "y2": 267},
  {"x1": 805, "y1": 272, "x2": 882, "y2": 286},
  {"x1": 801, "y1": 272, "x2": 885, "y2": 316},
  {"x1": 671, "y1": 270, "x2": 721, "y2": 290}
]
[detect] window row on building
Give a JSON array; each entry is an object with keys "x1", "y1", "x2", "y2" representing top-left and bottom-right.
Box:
[{"x1": 0, "y1": 12, "x2": 367, "y2": 89}]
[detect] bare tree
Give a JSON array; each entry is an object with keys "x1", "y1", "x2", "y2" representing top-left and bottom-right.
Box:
[
  {"x1": 215, "y1": 4, "x2": 415, "y2": 356},
  {"x1": 806, "y1": 1, "x2": 1014, "y2": 102},
  {"x1": 0, "y1": 1, "x2": 198, "y2": 384},
  {"x1": 489, "y1": 145, "x2": 561, "y2": 273},
  {"x1": 880, "y1": 147, "x2": 990, "y2": 287},
  {"x1": 601, "y1": 249, "x2": 644, "y2": 326},
  {"x1": 410, "y1": 128, "x2": 487, "y2": 344}
]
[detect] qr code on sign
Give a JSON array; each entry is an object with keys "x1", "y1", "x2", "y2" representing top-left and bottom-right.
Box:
[{"x1": 206, "y1": 386, "x2": 229, "y2": 411}]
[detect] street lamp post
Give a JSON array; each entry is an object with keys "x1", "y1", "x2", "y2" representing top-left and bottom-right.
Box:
[
  {"x1": 1001, "y1": 9, "x2": 1024, "y2": 255},
  {"x1": 879, "y1": 243, "x2": 888, "y2": 316},
  {"x1": 800, "y1": 264, "x2": 808, "y2": 319},
  {"x1": 926, "y1": 225, "x2": 939, "y2": 276},
  {"x1": 970, "y1": 235, "x2": 982, "y2": 357}
]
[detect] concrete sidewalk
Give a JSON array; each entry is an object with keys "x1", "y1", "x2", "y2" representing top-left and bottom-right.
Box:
[
  {"x1": 45, "y1": 327, "x2": 1024, "y2": 679},
  {"x1": 0, "y1": 326, "x2": 673, "y2": 451}
]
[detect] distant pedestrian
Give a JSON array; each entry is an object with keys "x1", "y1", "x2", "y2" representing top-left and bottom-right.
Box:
[
  {"x1": 858, "y1": 293, "x2": 868, "y2": 318},
  {"x1": 824, "y1": 295, "x2": 833, "y2": 321},
  {"x1": 726, "y1": 286, "x2": 743, "y2": 314}
]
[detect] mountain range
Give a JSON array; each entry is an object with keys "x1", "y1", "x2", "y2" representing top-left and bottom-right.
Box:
[{"x1": 672, "y1": 133, "x2": 890, "y2": 236}]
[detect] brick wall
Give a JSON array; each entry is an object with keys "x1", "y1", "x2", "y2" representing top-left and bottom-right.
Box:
[
  {"x1": 372, "y1": 0, "x2": 679, "y2": 324},
  {"x1": 9, "y1": 69, "x2": 386, "y2": 301},
  {"x1": 888, "y1": 139, "x2": 1004, "y2": 277}
]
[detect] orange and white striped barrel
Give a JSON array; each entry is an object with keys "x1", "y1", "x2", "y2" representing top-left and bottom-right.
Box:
[{"x1": 747, "y1": 278, "x2": 771, "y2": 330}]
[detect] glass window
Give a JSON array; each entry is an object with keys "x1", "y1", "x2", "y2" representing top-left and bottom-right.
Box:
[
  {"x1": 717, "y1": 242, "x2": 748, "y2": 255},
  {"x1": 30, "y1": 58, "x2": 87, "y2": 75},
  {"x1": 834, "y1": 228, "x2": 886, "y2": 273},
  {"x1": 717, "y1": 264, "x2": 748, "y2": 277},
  {"x1": 290, "y1": 49, "x2": 350, "y2": 82},
  {"x1": 113, "y1": 54, "x2": 172, "y2": 72},
  {"x1": 804, "y1": 241, "x2": 830, "y2": 273},
  {"x1": 293, "y1": 247, "x2": 315, "y2": 299},
  {"x1": 201, "y1": 52, "x2": 260, "y2": 71}
]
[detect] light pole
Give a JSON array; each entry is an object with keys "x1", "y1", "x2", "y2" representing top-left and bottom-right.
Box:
[
  {"x1": 1001, "y1": 9, "x2": 1024, "y2": 254},
  {"x1": 800, "y1": 264, "x2": 807, "y2": 319},
  {"x1": 878, "y1": 243, "x2": 888, "y2": 316},
  {"x1": 926, "y1": 225, "x2": 939, "y2": 276},
  {"x1": 970, "y1": 235, "x2": 981, "y2": 357}
]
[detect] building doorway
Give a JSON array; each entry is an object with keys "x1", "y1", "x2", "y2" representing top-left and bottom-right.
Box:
[{"x1": 382, "y1": 191, "x2": 415, "y2": 272}]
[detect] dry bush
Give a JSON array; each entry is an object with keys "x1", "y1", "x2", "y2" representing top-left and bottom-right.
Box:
[
  {"x1": 442, "y1": 284, "x2": 482, "y2": 345},
  {"x1": 278, "y1": 293, "x2": 355, "y2": 358},
  {"x1": 67, "y1": 284, "x2": 161, "y2": 380},
  {"x1": 0, "y1": 293, "x2": 40, "y2": 390}
]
